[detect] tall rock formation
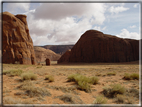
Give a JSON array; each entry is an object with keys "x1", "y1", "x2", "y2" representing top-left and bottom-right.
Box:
[
  {"x1": 58, "y1": 30, "x2": 139, "y2": 63},
  {"x1": 2, "y1": 12, "x2": 36, "y2": 64}
]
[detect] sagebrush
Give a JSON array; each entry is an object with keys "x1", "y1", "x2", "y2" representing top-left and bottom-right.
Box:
[
  {"x1": 93, "y1": 95, "x2": 107, "y2": 104},
  {"x1": 123, "y1": 73, "x2": 139, "y2": 80},
  {"x1": 103, "y1": 84, "x2": 126, "y2": 98},
  {"x1": 67, "y1": 74, "x2": 99, "y2": 92},
  {"x1": 3, "y1": 69, "x2": 23, "y2": 76},
  {"x1": 21, "y1": 72, "x2": 37, "y2": 81}
]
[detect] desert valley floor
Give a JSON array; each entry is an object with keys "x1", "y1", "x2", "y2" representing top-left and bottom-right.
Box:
[{"x1": 2, "y1": 61, "x2": 140, "y2": 105}]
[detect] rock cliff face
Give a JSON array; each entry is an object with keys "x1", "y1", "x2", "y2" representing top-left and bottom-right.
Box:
[
  {"x1": 58, "y1": 30, "x2": 139, "y2": 63},
  {"x1": 2, "y1": 12, "x2": 36, "y2": 64}
]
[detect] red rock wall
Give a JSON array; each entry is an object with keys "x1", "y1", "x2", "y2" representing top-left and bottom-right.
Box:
[{"x1": 2, "y1": 12, "x2": 36, "y2": 64}]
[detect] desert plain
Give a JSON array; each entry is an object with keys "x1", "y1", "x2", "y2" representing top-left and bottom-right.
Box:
[{"x1": 2, "y1": 61, "x2": 140, "y2": 105}]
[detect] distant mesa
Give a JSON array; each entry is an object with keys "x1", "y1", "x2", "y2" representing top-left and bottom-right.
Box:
[
  {"x1": 58, "y1": 30, "x2": 139, "y2": 63},
  {"x1": 34, "y1": 46, "x2": 61, "y2": 63},
  {"x1": 42, "y1": 45, "x2": 74, "y2": 55},
  {"x1": 2, "y1": 12, "x2": 36, "y2": 64}
]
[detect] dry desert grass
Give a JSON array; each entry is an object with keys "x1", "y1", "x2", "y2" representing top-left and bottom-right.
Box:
[{"x1": 2, "y1": 61, "x2": 140, "y2": 105}]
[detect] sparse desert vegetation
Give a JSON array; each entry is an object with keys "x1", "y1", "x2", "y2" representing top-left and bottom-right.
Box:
[
  {"x1": 67, "y1": 73, "x2": 99, "y2": 92},
  {"x1": 93, "y1": 95, "x2": 108, "y2": 104},
  {"x1": 3, "y1": 69, "x2": 23, "y2": 77},
  {"x1": 103, "y1": 84, "x2": 126, "y2": 98},
  {"x1": 45, "y1": 75, "x2": 54, "y2": 82},
  {"x1": 18, "y1": 81, "x2": 51, "y2": 97},
  {"x1": 3, "y1": 61, "x2": 139, "y2": 105},
  {"x1": 123, "y1": 73, "x2": 139, "y2": 80},
  {"x1": 56, "y1": 94, "x2": 83, "y2": 104},
  {"x1": 106, "y1": 72, "x2": 116, "y2": 76},
  {"x1": 21, "y1": 72, "x2": 37, "y2": 81}
]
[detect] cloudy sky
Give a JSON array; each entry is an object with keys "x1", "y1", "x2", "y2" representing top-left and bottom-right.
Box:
[{"x1": 1, "y1": 0, "x2": 141, "y2": 46}]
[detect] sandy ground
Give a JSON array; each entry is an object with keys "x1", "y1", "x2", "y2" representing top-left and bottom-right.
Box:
[{"x1": 2, "y1": 61, "x2": 140, "y2": 106}]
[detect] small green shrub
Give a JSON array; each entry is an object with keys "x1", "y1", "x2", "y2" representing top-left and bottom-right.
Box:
[
  {"x1": 67, "y1": 74, "x2": 99, "y2": 85},
  {"x1": 107, "y1": 72, "x2": 116, "y2": 76},
  {"x1": 26, "y1": 86, "x2": 51, "y2": 97},
  {"x1": 67, "y1": 74, "x2": 99, "y2": 92},
  {"x1": 3, "y1": 69, "x2": 23, "y2": 76},
  {"x1": 67, "y1": 74, "x2": 77, "y2": 82},
  {"x1": 76, "y1": 75, "x2": 91, "y2": 84},
  {"x1": 115, "y1": 93, "x2": 135, "y2": 104},
  {"x1": 123, "y1": 73, "x2": 131, "y2": 80},
  {"x1": 21, "y1": 72, "x2": 37, "y2": 81},
  {"x1": 123, "y1": 73, "x2": 139, "y2": 80},
  {"x1": 93, "y1": 95, "x2": 107, "y2": 104},
  {"x1": 88, "y1": 76, "x2": 99, "y2": 85},
  {"x1": 130, "y1": 73, "x2": 139, "y2": 80},
  {"x1": 19, "y1": 81, "x2": 51, "y2": 97},
  {"x1": 103, "y1": 84, "x2": 125, "y2": 98},
  {"x1": 78, "y1": 81, "x2": 91, "y2": 93},
  {"x1": 111, "y1": 84, "x2": 125, "y2": 94},
  {"x1": 3, "y1": 70, "x2": 11, "y2": 75},
  {"x1": 45, "y1": 75, "x2": 54, "y2": 82}
]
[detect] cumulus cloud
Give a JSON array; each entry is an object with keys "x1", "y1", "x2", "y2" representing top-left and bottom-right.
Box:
[
  {"x1": 108, "y1": 6, "x2": 129, "y2": 14},
  {"x1": 117, "y1": 29, "x2": 140, "y2": 40},
  {"x1": 32, "y1": 3, "x2": 106, "y2": 24},
  {"x1": 26, "y1": 3, "x2": 107, "y2": 45},
  {"x1": 28, "y1": 15, "x2": 92, "y2": 45},
  {"x1": 33, "y1": 3, "x2": 87, "y2": 20}
]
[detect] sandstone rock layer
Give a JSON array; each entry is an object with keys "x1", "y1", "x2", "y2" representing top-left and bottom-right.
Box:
[
  {"x1": 34, "y1": 46, "x2": 61, "y2": 63},
  {"x1": 2, "y1": 12, "x2": 36, "y2": 64},
  {"x1": 58, "y1": 30, "x2": 139, "y2": 63}
]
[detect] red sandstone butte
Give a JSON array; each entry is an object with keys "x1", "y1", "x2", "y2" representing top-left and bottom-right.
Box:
[
  {"x1": 2, "y1": 12, "x2": 36, "y2": 64},
  {"x1": 58, "y1": 30, "x2": 139, "y2": 63}
]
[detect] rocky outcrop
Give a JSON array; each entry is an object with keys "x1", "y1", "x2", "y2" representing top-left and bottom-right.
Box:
[
  {"x1": 58, "y1": 30, "x2": 139, "y2": 63},
  {"x1": 2, "y1": 12, "x2": 36, "y2": 64},
  {"x1": 34, "y1": 46, "x2": 61, "y2": 63},
  {"x1": 58, "y1": 49, "x2": 71, "y2": 63},
  {"x1": 46, "y1": 58, "x2": 50, "y2": 66}
]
